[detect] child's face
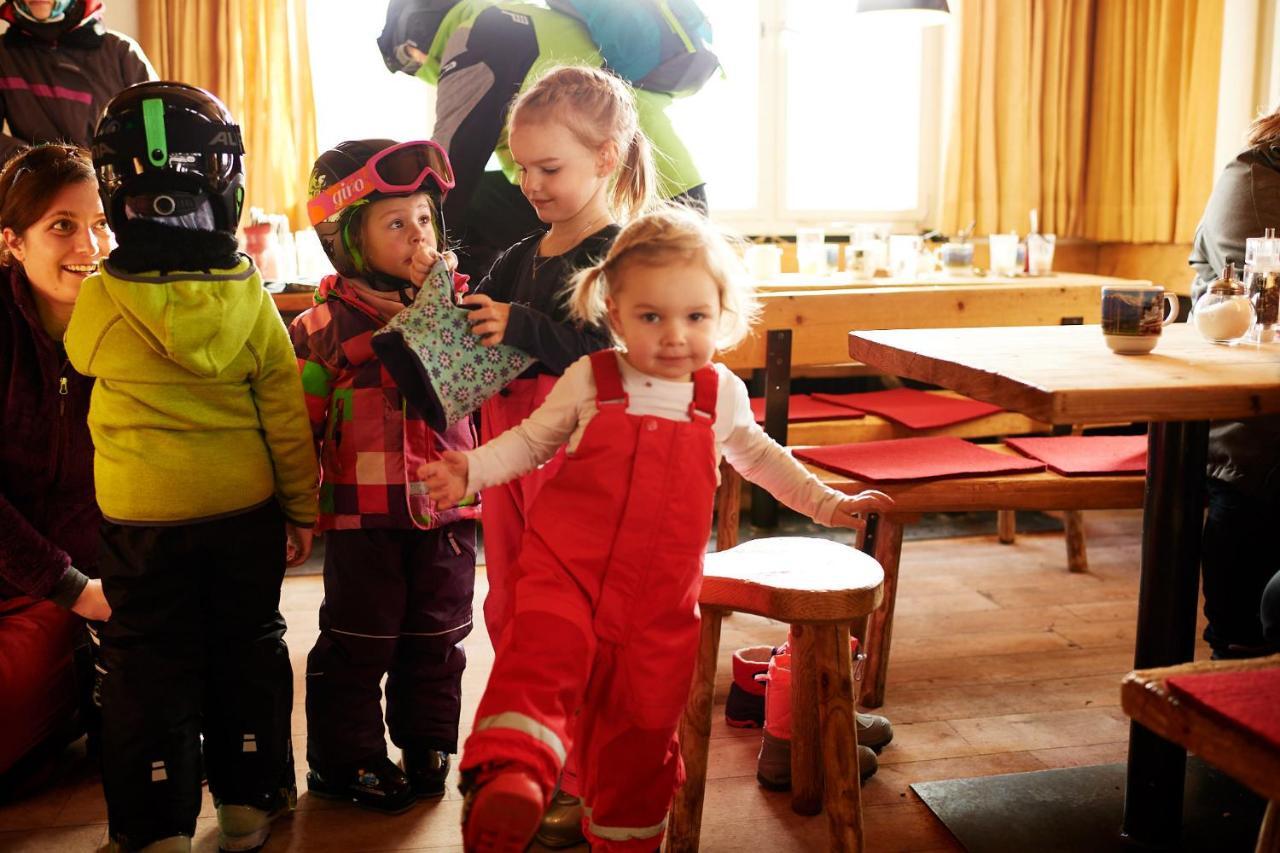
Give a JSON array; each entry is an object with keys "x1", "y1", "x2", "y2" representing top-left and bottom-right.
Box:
[
  {"x1": 360, "y1": 193, "x2": 438, "y2": 280},
  {"x1": 2, "y1": 179, "x2": 109, "y2": 313},
  {"x1": 607, "y1": 260, "x2": 721, "y2": 382},
  {"x1": 509, "y1": 118, "x2": 612, "y2": 225}
]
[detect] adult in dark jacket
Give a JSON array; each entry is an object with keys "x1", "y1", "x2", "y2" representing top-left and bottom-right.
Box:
[
  {"x1": 0, "y1": 0, "x2": 155, "y2": 162},
  {"x1": 378, "y1": 0, "x2": 706, "y2": 277},
  {"x1": 0, "y1": 142, "x2": 110, "y2": 780},
  {"x1": 1187, "y1": 107, "x2": 1280, "y2": 658}
]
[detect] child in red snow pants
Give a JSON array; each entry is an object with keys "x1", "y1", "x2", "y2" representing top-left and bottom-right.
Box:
[{"x1": 462, "y1": 352, "x2": 719, "y2": 851}]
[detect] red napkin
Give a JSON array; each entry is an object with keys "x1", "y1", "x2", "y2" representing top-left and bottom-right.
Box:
[
  {"x1": 1005, "y1": 435, "x2": 1147, "y2": 476},
  {"x1": 1166, "y1": 668, "x2": 1280, "y2": 751},
  {"x1": 749, "y1": 394, "x2": 866, "y2": 424},
  {"x1": 794, "y1": 436, "x2": 1045, "y2": 483},
  {"x1": 810, "y1": 388, "x2": 1003, "y2": 429}
]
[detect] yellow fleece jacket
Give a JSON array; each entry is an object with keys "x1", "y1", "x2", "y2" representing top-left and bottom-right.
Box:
[{"x1": 65, "y1": 258, "x2": 318, "y2": 526}]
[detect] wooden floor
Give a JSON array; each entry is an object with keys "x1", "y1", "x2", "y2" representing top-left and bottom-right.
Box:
[{"x1": 0, "y1": 508, "x2": 1210, "y2": 852}]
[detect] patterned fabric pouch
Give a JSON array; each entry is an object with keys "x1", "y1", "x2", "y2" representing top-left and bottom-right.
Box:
[{"x1": 372, "y1": 260, "x2": 535, "y2": 432}]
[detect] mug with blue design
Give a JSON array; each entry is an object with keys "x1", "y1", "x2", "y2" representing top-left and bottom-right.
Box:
[{"x1": 1101, "y1": 285, "x2": 1179, "y2": 354}]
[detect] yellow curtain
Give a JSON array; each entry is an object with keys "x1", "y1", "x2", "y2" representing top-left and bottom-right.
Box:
[
  {"x1": 137, "y1": 0, "x2": 318, "y2": 231},
  {"x1": 942, "y1": 0, "x2": 1222, "y2": 243},
  {"x1": 942, "y1": 0, "x2": 1093, "y2": 236},
  {"x1": 1081, "y1": 0, "x2": 1222, "y2": 241}
]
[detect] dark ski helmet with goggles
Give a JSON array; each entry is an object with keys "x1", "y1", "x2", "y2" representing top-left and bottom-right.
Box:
[
  {"x1": 92, "y1": 81, "x2": 245, "y2": 234},
  {"x1": 307, "y1": 138, "x2": 455, "y2": 282}
]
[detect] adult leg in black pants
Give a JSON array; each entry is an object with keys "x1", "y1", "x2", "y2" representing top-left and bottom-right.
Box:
[{"x1": 1201, "y1": 478, "x2": 1280, "y2": 658}]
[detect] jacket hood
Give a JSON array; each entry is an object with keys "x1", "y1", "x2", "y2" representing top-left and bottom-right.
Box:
[{"x1": 95, "y1": 257, "x2": 264, "y2": 378}]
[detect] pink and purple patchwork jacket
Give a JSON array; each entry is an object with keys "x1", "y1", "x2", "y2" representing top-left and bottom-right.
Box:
[{"x1": 289, "y1": 275, "x2": 479, "y2": 532}]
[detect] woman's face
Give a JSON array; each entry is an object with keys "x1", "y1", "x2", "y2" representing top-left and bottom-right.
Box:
[{"x1": 2, "y1": 180, "x2": 111, "y2": 314}]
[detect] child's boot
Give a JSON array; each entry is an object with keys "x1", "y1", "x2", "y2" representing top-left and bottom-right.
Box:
[
  {"x1": 534, "y1": 789, "x2": 584, "y2": 848},
  {"x1": 776, "y1": 632, "x2": 894, "y2": 752},
  {"x1": 401, "y1": 749, "x2": 451, "y2": 799},
  {"x1": 755, "y1": 652, "x2": 879, "y2": 789},
  {"x1": 461, "y1": 767, "x2": 545, "y2": 853},
  {"x1": 216, "y1": 776, "x2": 297, "y2": 853},
  {"x1": 725, "y1": 645, "x2": 773, "y2": 728},
  {"x1": 306, "y1": 756, "x2": 416, "y2": 814}
]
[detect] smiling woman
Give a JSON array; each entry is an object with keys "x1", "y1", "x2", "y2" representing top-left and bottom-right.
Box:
[{"x1": 0, "y1": 142, "x2": 110, "y2": 790}]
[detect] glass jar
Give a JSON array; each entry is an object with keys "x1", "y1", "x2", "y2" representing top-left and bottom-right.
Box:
[{"x1": 1194, "y1": 264, "x2": 1255, "y2": 343}]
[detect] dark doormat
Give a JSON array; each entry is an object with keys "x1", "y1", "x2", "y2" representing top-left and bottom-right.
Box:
[{"x1": 911, "y1": 758, "x2": 1266, "y2": 853}]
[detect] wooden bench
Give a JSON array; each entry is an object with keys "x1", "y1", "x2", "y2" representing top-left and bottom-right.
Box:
[
  {"x1": 714, "y1": 447, "x2": 1147, "y2": 708},
  {"x1": 1121, "y1": 655, "x2": 1280, "y2": 852}
]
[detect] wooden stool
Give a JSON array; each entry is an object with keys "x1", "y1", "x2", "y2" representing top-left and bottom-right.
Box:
[
  {"x1": 1121, "y1": 655, "x2": 1280, "y2": 853},
  {"x1": 666, "y1": 537, "x2": 884, "y2": 853}
]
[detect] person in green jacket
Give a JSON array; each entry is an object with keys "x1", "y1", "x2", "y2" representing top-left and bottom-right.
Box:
[
  {"x1": 65, "y1": 82, "x2": 317, "y2": 853},
  {"x1": 378, "y1": 0, "x2": 707, "y2": 277}
]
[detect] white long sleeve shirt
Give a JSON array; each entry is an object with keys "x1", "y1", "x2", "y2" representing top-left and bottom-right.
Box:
[{"x1": 466, "y1": 351, "x2": 846, "y2": 526}]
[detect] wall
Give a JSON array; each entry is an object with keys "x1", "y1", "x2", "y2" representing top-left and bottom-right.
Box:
[{"x1": 103, "y1": 0, "x2": 140, "y2": 40}]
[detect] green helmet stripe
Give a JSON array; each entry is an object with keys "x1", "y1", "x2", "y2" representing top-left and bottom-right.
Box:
[{"x1": 142, "y1": 98, "x2": 168, "y2": 167}]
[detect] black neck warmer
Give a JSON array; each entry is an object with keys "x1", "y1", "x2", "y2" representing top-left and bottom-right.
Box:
[{"x1": 108, "y1": 219, "x2": 241, "y2": 275}]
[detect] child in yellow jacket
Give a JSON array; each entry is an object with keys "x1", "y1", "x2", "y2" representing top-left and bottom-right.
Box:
[{"x1": 65, "y1": 82, "x2": 316, "y2": 853}]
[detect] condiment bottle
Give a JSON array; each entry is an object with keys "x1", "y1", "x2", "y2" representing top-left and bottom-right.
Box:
[{"x1": 1194, "y1": 263, "x2": 1255, "y2": 343}]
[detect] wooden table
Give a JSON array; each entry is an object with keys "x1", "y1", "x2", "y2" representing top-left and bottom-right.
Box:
[
  {"x1": 1121, "y1": 655, "x2": 1280, "y2": 852},
  {"x1": 720, "y1": 273, "x2": 1149, "y2": 372},
  {"x1": 846, "y1": 323, "x2": 1280, "y2": 847}
]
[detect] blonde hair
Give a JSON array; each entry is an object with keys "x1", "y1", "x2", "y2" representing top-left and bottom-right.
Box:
[
  {"x1": 510, "y1": 65, "x2": 655, "y2": 222},
  {"x1": 569, "y1": 206, "x2": 760, "y2": 351}
]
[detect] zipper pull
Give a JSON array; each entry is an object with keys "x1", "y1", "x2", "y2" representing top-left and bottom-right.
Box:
[{"x1": 58, "y1": 376, "x2": 68, "y2": 414}]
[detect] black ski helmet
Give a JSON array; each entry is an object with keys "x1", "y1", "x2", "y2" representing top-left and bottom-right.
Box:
[
  {"x1": 308, "y1": 139, "x2": 452, "y2": 279},
  {"x1": 92, "y1": 81, "x2": 245, "y2": 234}
]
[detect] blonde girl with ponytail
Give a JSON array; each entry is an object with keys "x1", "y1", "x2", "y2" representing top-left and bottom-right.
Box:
[
  {"x1": 452, "y1": 64, "x2": 658, "y2": 845},
  {"x1": 422, "y1": 208, "x2": 893, "y2": 851}
]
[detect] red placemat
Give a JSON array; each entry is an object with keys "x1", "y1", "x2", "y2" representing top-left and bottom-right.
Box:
[
  {"x1": 794, "y1": 436, "x2": 1045, "y2": 483},
  {"x1": 749, "y1": 394, "x2": 866, "y2": 424},
  {"x1": 1165, "y1": 668, "x2": 1280, "y2": 751},
  {"x1": 1005, "y1": 435, "x2": 1147, "y2": 476},
  {"x1": 810, "y1": 388, "x2": 1003, "y2": 429}
]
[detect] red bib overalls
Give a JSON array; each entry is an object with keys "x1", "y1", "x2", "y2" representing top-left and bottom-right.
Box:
[{"x1": 462, "y1": 350, "x2": 719, "y2": 852}]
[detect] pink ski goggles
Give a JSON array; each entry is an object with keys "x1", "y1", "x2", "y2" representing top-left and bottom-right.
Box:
[{"x1": 308, "y1": 140, "x2": 455, "y2": 225}]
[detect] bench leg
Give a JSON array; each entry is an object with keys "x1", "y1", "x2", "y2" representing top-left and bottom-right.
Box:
[
  {"x1": 1064, "y1": 510, "x2": 1088, "y2": 573},
  {"x1": 789, "y1": 623, "x2": 823, "y2": 816},
  {"x1": 668, "y1": 608, "x2": 724, "y2": 853},
  {"x1": 818, "y1": 621, "x2": 866, "y2": 852},
  {"x1": 862, "y1": 517, "x2": 903, "y2": 709},
  {"x1": 997, "y1": 509, "x2": 1017, "y2": 544}
]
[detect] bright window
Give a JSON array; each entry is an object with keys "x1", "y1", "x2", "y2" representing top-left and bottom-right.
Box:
[
  {"x1": 306, "y1": 2, "x2": 434, "y2": 152},
  {"x1": 671, "y1": 0, "x2": 944, "y2": 232}
]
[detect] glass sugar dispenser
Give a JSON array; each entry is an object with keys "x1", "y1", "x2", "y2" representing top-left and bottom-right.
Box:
[{"x1": 1193, "y1": 263, "x2": 1255, "y2": 344}]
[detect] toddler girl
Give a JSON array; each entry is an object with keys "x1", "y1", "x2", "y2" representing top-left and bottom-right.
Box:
[{"x1": 423, "y1": 208, "x2": 893, "y2": 852}]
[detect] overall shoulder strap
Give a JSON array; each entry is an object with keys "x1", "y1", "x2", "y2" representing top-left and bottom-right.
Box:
[
  {"x1": 588, "y1": 349, "x2": 627, "y2": 406},
  {"x1": 688, "y1": 362, "x2": 718, "y2": 422}
]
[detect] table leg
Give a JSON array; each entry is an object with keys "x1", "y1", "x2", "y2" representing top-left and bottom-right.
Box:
[{"x1": 1121, "y1": 420, "x2": 1208, "y2": 847}]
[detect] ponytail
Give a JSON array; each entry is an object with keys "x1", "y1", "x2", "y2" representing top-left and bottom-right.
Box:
[
  {"x1": 567, "y1": 263, "x2": 610, "y2": 330},
  {"x1": 611, "y1": 130, "x2": 656, "y2": 223},
  {"x1": 1248, "y1": 108, "x2": 1280, "y2": 149}
]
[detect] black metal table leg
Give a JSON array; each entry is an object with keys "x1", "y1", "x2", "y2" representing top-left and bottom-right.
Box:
[{"x1": 1120, "y1": 420, "x2": 1209, "y2": 847}]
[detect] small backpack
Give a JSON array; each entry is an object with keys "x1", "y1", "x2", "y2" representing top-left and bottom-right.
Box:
[{"x1": 547, "y1": 0, "x2": 720, "y2": 97}]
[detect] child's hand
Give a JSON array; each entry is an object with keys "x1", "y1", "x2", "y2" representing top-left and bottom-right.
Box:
[
  {"x1": 71, "y1": 578, "x2": 112, "y2": 622},
  {"x1": 420, "y1": 451, "x2": 471, "y2": 509},
  {"x1": 410, "y1": 243, "x2": 447, "y2": 286},
  {"x1": 460, "y1": 294, "x2": 511, "y2": 347},
  {"x1": 830, "y1": 489, "x2": 895, "y2": 530},
  {"x1": 286, "y1": 524, "x2": 314, "y2": 567}
]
